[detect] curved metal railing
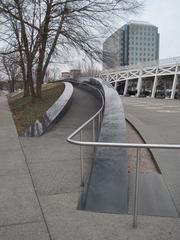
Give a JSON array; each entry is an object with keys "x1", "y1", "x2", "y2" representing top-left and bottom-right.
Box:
[
  {"x1": 67, "y1": 86, "x2": 105, "y2": 147},
  {"x1": 67, "y1": 83, "x2": 180, "y2": 228}
]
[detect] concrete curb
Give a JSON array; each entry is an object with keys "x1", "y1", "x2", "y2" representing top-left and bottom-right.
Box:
[{"x1": 125, "y1": 114, "x2": 161, "y2": 173}]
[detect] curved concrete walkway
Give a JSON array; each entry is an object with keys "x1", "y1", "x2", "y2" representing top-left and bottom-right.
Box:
[{"x1": 1, "y1": 90, "x2": 180, "y2": 239}]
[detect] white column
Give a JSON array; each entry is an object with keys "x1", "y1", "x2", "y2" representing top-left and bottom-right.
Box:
[
  {"x1": 151, "y1": 67, "x2": 159, "y2": 98},
  {"x1": 151, "y1": 74, "x2": 158, "y2": 98},
  {"x1": 106, "y1": 74, "x2": 109, "y2": 82},
  {"x1": 170, "y1": 65, "x2": 178, "y2": 99},
  {"x1": 136, "y1": 70, "x2": 142, "y2": 97},
  {"x1": 123, "y1": 79, "x2": 129, "y2": 95},
  {"x1": 114, "y1": 80, "x2": 118, "y2": 90}
]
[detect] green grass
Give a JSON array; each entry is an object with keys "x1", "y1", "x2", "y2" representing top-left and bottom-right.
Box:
[{"x1": 9, "y1": 83, "x2": 65, "y2": 135}]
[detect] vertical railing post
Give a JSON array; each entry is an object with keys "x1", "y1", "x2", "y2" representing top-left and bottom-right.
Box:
[
  {"x1": 80, "y1": 130, "x2": 84, "y2": 187},
  {"x1": 92, "y1": 119, "x2": 95, "y2": 142},
  {"x1": 98, "y1": 113, "x2": 101, "y2": 131},
  {"x1": 101, "y1": 109, "x2": 103, "y2": 123},
  {"x1": 133, "y1": 147, "x2": 141, "y2": 228}
]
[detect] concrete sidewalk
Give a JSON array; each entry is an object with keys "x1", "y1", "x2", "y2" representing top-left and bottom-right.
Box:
[
  {"x1": 0, "y1": 91, "x2": 180, "y2": 239},
  {"x1": 0, "y1": 94, "x2": 50, "y2": 239}
]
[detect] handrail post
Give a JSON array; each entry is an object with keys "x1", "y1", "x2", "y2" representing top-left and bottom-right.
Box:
[
  {"x1": 80, "y1": 130, "x2": 84, "y2": 187},
  {"x1": 92, "y1": 119, "x2": 95, "y2": 142},
  {"x1": 133, "y1": 147, "x2": 141, "y2": 228},
  {"x1": 101, "y1": 109, "x2": 103, "y2": 123},
  {"x1": 98, "y1": 113, "x2": 101, "y2": 131}
]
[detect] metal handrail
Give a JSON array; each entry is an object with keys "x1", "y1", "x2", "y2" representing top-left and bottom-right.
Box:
[
  {"x1": 67, "y1": 93, "x2": 105, "y2": 142},
  {"x1": 67, "y1": 85, "x2": 180, "y2": 228}
]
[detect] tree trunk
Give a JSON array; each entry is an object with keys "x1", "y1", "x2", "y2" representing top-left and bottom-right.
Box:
[
  {"x1": 8, "y1": 81, "x2": 12, "y2": 93},
  {"x1": 36, "y1": 50, "x2": 44, "y2": 98},
  {"x1": 11, "y1": 77, "x2": 15, "y2": 92},
  {"x1": 27, "y1": 62, "x2": 35, "y2": 99},
  {"x1": 36, "y1": 79, "x2": 42, "y2": 98},
  {"x1": 29, "y1": 74, "x2": 35, "y2": 98},
  {"x1": 23, "y1": 79, "x2": 30, "y2": 97}
]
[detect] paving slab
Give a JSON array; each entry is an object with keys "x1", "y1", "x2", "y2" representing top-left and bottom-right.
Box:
[
  {"x1": 0, "y1": 170, "x2": 43, "y2": 226},
  {"x1": 0, "y1": 150, "x2": 28, "y2": 177},
  {"x1": 39, "y1": 192, "x2": 180, "y2": 240},
  {"x1": 0, "y1": 222, "x2": 50, "y2": 240},
  {"x1": 28, "y1": 159, "x2": 91, "y2": 196}
]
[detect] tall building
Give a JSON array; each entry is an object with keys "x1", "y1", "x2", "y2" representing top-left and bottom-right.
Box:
[{"x1": 103, "y1": 21, "x2": 160, "y2": 69}]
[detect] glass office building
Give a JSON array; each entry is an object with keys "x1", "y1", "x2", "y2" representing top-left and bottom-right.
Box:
[{"x1": 103, "y1": 21, "x2": 160, "y2": 69}]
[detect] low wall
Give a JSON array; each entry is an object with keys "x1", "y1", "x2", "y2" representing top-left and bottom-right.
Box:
[
  {"x1": 24, "y1": 82, "x2": 73, "y2": 137},
  {"x1": 79, "y1": 78, "x2": 129, "y2": 214}
]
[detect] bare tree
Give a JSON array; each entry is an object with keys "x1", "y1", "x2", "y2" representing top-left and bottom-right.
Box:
[
  {"x1": 0, "y1": 0, "x2": 143, "y2": 100},
  {"x1": 0, "y1": 51, "x2": 22, "y2": 92}
]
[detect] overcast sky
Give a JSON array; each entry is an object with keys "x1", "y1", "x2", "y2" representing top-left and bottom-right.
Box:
[
  {"x1": 74, "y1": 0, "x2": 180, "y2": 70},
  {"x1": 55, "y1": 0, "x2": 180, "y2": 72},
  {"x1": 129, "y1": 0, "x2": 180, "y2": 59}
]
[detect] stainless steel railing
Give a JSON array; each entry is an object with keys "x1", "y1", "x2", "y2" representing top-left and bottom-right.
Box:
[
  {"x1": 68, "y1": 85, "x2": 105, "y2": 186},
  {"x1": 67, "y1": 86, "x2": 180, "y2": 228}
]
